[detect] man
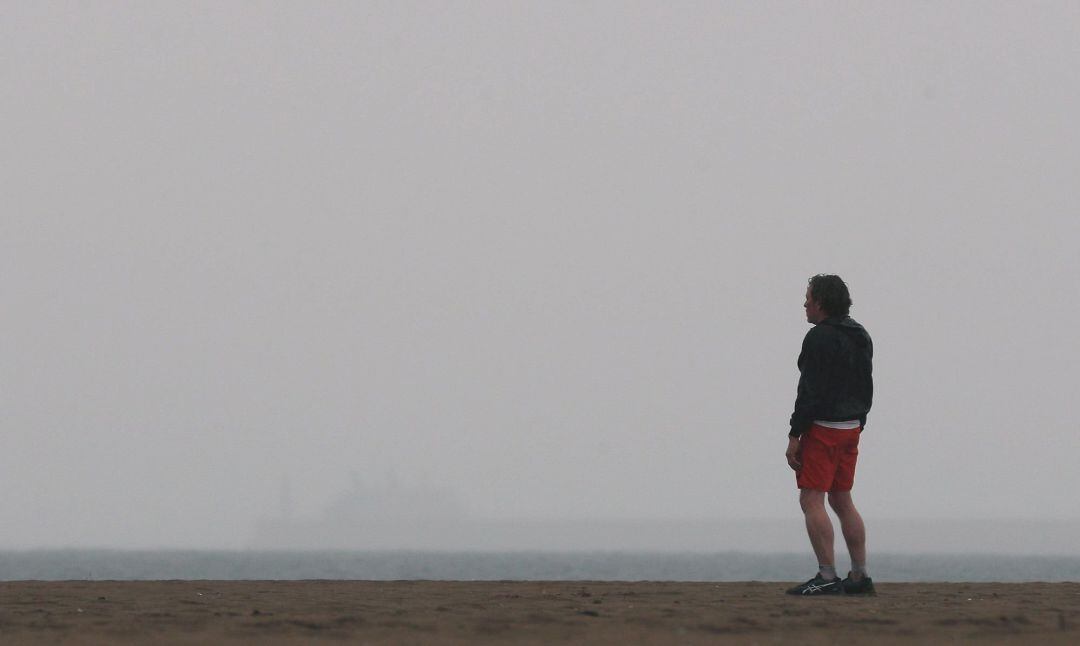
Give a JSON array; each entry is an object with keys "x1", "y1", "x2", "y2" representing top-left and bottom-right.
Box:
[{"x1": 785, "y1": 274, "x2": 875, "y2": 596}]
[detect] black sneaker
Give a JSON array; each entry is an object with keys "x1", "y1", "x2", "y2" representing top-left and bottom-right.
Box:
[
  {"x1": 841, "y1": 573, "x2": 876, "y2": 595},
  {"x1": 786, "y1": 574, "x2": 842, "y2": 596}
]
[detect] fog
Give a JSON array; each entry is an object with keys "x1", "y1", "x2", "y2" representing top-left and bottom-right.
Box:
[{"x1": 3, "y1": 2, "x2": 1078, "y2": 551}]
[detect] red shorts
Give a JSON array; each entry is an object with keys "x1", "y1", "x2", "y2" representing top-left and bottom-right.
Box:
[{"x1": 796, "y1": 424, "x2": 861, "y2": 492}]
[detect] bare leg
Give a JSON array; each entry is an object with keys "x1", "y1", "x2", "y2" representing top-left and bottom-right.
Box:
[
  {"x1": 828, "y1": 490, "x2": 867, "y2": 577},
  {"x1": 799, "y1": 489, "x2": 834, "y2": 571}
]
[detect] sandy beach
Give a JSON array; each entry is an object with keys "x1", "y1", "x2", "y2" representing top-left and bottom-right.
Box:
[{"x1": 1, "y1": 580, "x2": 1077, "y2": 644}]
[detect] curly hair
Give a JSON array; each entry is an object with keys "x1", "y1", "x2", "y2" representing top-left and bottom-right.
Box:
[{"x1": 807, "y1": 274, "x2": 852, "y2": 318}]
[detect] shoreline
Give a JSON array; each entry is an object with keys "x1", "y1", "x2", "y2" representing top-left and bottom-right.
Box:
[
  {"x1": 4, "y1": 549, "x2": 1080, "y2": 582},
  {"x1": 2, "y1": 580, "x2": 1078, "y2": 644}
]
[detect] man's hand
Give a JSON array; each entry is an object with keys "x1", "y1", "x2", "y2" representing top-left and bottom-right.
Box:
[{"x1": 786, "y1": 436, "x2": 801, "y2": 471}]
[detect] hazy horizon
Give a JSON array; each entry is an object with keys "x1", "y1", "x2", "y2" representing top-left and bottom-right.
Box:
[{"x1": 4, "y1": 2, "x2": 1078, "y2": 551}]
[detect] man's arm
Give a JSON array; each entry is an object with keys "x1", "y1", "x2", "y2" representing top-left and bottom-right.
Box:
[{"x1": 789, "y1": 329, "x2": 828, "y2": 438}]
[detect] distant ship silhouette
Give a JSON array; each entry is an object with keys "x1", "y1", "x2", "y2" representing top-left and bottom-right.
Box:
[
  {"x1": 250, "y1": 479, "x2": 799, "y2": 551},
  {"x1": 252, "y1": 479, "x2": 476, "y2": 550}
]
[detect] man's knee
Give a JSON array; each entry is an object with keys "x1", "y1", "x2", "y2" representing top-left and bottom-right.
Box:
[
  {"x1": 828, "y1": 491, "x2": 857, "y2": 514},
  {"x1": 799, "y1": 489, "x2": 827, "y2": 513}
]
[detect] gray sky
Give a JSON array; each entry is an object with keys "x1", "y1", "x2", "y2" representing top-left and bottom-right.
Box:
[{"x1": 3, "y1": 1, "x2": 1079, "y2": 549}]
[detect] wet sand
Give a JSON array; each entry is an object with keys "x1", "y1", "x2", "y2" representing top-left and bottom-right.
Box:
[{"x1": 1, "y1": 580, "x2": 1078, "y2": 644}]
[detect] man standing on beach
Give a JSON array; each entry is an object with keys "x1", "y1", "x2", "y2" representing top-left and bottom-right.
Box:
[{"x1": 785, "y1": 275, "x2": 875, "y2": 596}]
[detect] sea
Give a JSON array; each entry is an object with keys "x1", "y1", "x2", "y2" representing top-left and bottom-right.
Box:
[{"x1": 2, "y1": 551, "x2": 1079, "y2": 582}]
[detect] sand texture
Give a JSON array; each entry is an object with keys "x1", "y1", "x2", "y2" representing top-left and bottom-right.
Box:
[{"x1": 1, "y1": 581, "x2": 1078, "y2": 644}]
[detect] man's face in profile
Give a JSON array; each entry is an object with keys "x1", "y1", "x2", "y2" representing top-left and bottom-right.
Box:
[{"x1": 804, "y1": 287, "x2": 826, "y2": 324}]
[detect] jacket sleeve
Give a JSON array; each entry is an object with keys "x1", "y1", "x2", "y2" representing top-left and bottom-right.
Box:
[{"x1": 789, "y1": 330, "x2": 827, "y2": 438}]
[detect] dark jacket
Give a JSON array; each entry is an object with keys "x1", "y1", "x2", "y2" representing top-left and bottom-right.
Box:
[{"x1": 789, "y1": 316, "x2": 873, "y2": 438}]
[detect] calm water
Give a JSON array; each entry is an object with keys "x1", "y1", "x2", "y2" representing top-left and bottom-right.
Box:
[{"x1": 2, "y1": 551, "x2": 1078, "y2": 582}]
